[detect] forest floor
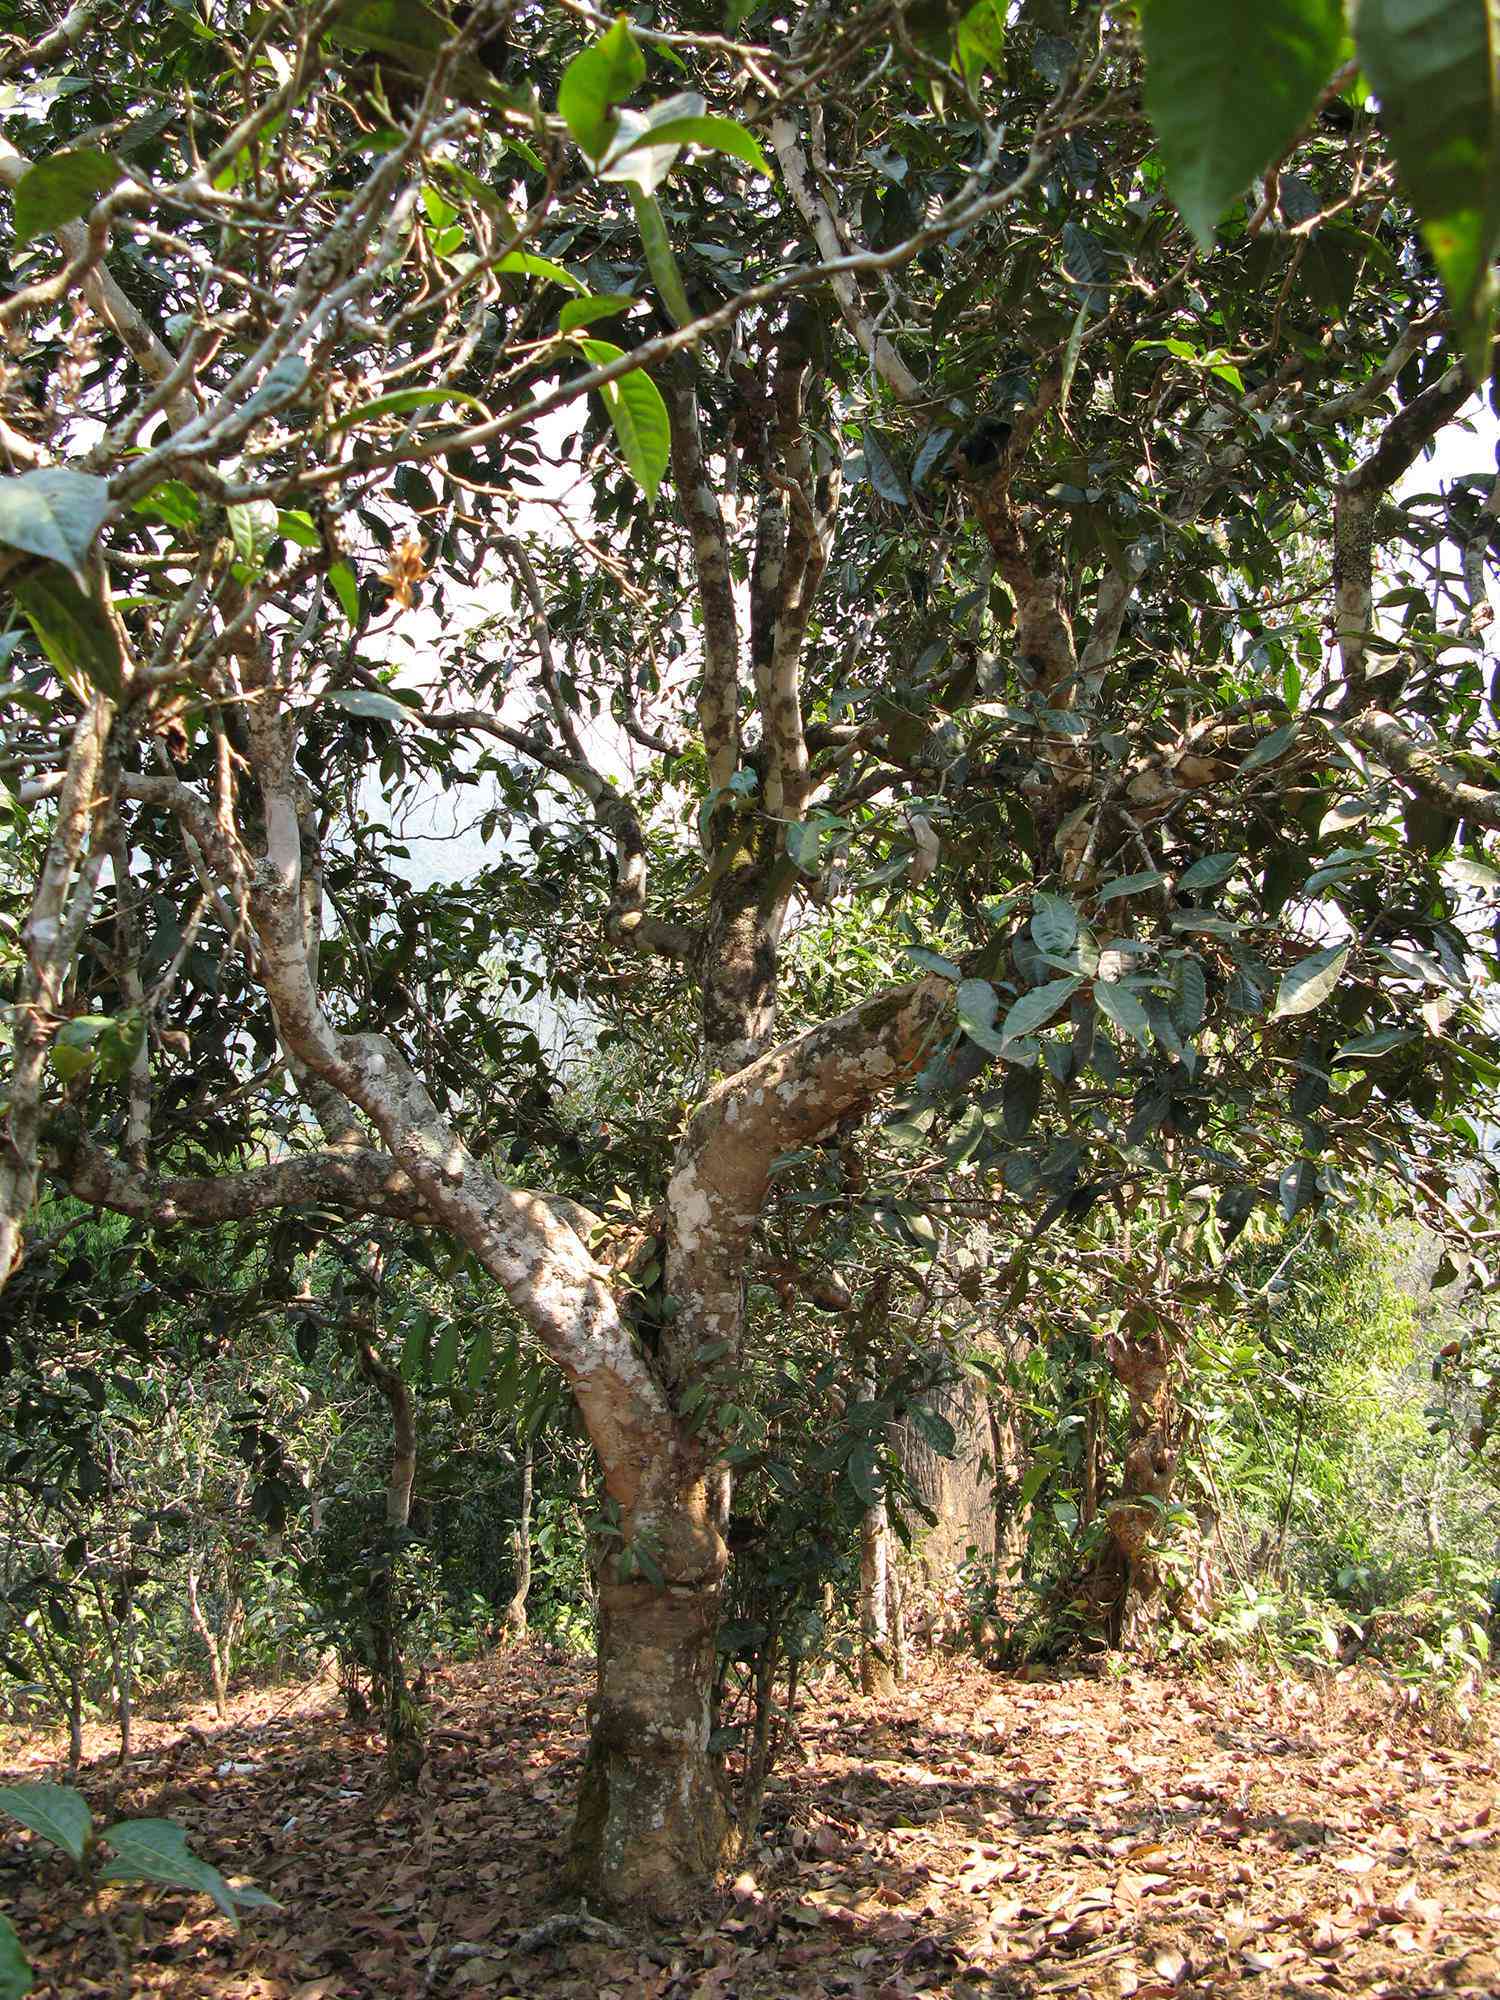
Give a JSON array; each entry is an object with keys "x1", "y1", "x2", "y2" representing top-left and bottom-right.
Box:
[{"x1": 0, "y1": 1649, "x2": 1496, "y2": 2000}]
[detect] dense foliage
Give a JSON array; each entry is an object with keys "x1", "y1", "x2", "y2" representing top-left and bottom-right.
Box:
[{"x1": 2, "y1": 0, "x2": 1500, "y2": 1921}]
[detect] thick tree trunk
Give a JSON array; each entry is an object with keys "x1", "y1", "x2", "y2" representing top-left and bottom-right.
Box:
[
  {"x1": 566, "y1": 1575, "x2": 730, "y2": 1913},
  {"x1": 503, "y1": 1441, "x2": 533, "y2": 1641},
  {"x1": 900, "y1": 1370, "x2": 998, "y2": 1584}
]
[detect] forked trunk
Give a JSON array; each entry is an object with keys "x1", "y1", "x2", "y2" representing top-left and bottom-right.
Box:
[{"x1": 566, "y1": 1576, "x2": 730, "y2": 1913}]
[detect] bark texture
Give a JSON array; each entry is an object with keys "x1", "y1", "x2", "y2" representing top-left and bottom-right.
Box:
[{"x1": 566, "y1": 1579, "x2": 730, "y2": 1913}]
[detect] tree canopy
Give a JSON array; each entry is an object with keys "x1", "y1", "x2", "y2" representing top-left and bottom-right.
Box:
[{"x1": 3, "y1": 0, "x2": 1500, "y2": 1911}]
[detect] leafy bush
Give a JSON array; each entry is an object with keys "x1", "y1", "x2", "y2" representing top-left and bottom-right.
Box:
[{"x1": 0, "y1": 1782, "x2": 275, "y2": 1995}]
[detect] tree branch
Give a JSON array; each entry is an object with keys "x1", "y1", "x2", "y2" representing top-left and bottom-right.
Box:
[
  {"x1": 1333, "y1": 363, "x2": 1470, "y2": 706},
  {"x1": 49, "y1": 1128, "x2": 436, "y2": 1227},
  {"x1": 666, "y1": 357, "x2": 742, "y2": 804},
  {"x1": 770, "y1": 114, "x2": 921, "y2": 402},
  {"x1": 1349, "y1": 708, "x2": 1500, "y2": 830}
]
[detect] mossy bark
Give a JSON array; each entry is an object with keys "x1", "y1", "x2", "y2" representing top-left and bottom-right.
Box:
[{"x1": 566, "y1": 1578, "x2": 730, "y2": 1914}]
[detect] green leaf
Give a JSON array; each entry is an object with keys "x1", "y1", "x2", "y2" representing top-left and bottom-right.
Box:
[
  {"x1": 329, "y1": 0, "x2": 507, "y2": 106},
  {"x1": 1094, "y1": 979, "x2": 1152, "y2": 1049},
  {"x1": 1098, "y1": 869, "x2": 1167, "y2": 903},
  {"x1": 0, "y1": 1914, "x2": 31, "y2": 2000},
  {"x1": 627, "y1": 186, "x2": 693, "y2": 326},
  {"x1": 328, "y1": 561, "x2": 359, "y2": 625},
  {"x1": 1272, "y1": 942, "x2": 1350, "y2": 1018},
  {"x1": 0, "y1": 471, "x2": 111, "y2": 572},
  {"x1": 132, "y1": 482, "x2": 200, "y2": 532},
  {"x1": 466, "y1": 1321, "x2": 494, "y2": 1393},
  {"x1": 1142, "y1": 0, "x2": 1345, "y2": 249},
  {"x1": 1176, "y1": 851, "x2": 1237, "y2": 892},
  {"x1": 558, "y1": 14, "x2": 645, "y2": 162},
  {"x1": 906, "y1": 1404, "x2": 958, "y2": 1456},
  {"x1": 1356, "y1": 0, "x2": 1500, "y2": 380},
  {"x1": 329, "y1": 386, "x2": 485, "y2": 432},
  {"x1": 1240, "y1": 720, "x2": 1299, "y2": 773},
  {"x1": 1031, "y1": 891, "x2": 1078, "y2": 956},
  {"x1": 956, "y1": 976, "x2": 1007, "y2": 1054},
  {"x1": 863, "y1": 428, "x2": 910, "y2": 505},
  {"x1": 598, "y1": 92, "x2": 718, "y2": 192},
  {"x1": 100, "y1": 1819, "x2": 263, "y2": 1929},
  {"x1": 49, "y1": 1017, "x2": 104, "y2": 1084},
  {"x1": 558, "y1": 292, "x2": 635, "y2": 334},
  {"x1": 328, "y1": 686, "x2": 406, "y2": 723},
  {"x1": 906, "y1": 945, "x2": 962, "y2": 979},
  {"x1": 1000, "y1": 975, "x2": 1080, "y2": 1043},
  {"x1": 846, "y1": 1442, "x2": 882, "y2": 1507},
  {"x1": 430, "y1": 1321, "x2": 460, "y2": 1385},
  {"x1": 787, "y1": 819, "x2": 822, "y2": 870},
  {"x1": 276, "y1": 509, "x2": 322, "y2": 550},
  {"x1": 575, "y1": 339, "x2": 670, "y2": 503},
  {"x1": 227, "y1": 498, "x2": 277, "y2": 570},
  {"x1": 12, "y1": 148, "x2": 117, "y2": 249},
  {"x1": 14, "y1": 566, "x2": 123, "y2": 701},
  {"x1": 1334, "y1": 1026, "x2": 1417, "y2": 1060},
  {"x1": 0, "y1": 1783, "x2": 92, "y2": 1863},
  {"x1": 607, "y1": 111, "x2": 771, "y2": 179},
  {"x1": 956, "y1": 0, "x2": 1006, "y2": 81},
  {"x1": 496, "y1": 250, "x2": 584, "y2": 291}
]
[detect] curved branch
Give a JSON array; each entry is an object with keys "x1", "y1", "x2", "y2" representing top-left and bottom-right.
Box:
[
  {"x1": 664, "y1": 974, "x2": 953, "y2": 1350},
  {"x1": 49, "y1": 1128, "x2": 435, "y2": 1227}
]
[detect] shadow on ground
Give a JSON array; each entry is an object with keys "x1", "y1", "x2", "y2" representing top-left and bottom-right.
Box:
[{"x1": 1, "y1": 1652, "x2": 1496, "y2": 1998}]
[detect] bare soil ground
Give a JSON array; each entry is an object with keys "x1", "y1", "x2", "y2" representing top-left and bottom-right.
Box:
[{"x1": 0, "y1": 1651, "x2": 1495, "y2": 1998}]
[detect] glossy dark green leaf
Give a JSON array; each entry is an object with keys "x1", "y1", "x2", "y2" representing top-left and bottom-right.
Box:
[
  {"x1": 1001, "y1": 976, "x2": 1080, "y2": 1043},
  {"x1": 1240, "y1": 720, "x2": 1299, "y2": 772},
  {"x1": 430, "y1": 1322, "x2": 460, "y2": 1385},
  {"x1": 1356, "y1": 0, "x2": 1500, "y2": 379},
  {"x1": 100, "y1": 1818, "x2": 271, "y2": 1929},
  {"x1": 1177, "y1": 852, "x2": 1238, "y2": 892},
  {"x1": 1142, "y1": 0, "x2": 1344, "y2": 248},
  {"x1": 0, "y1": 1784, "x2": 92, "y2": 1863},
  {"x1": 907, "y1": 1403, "x2": 959, "y2": 1457},
  {"x1": 1272, "y1": 942, "x2": 1349, "y2": 1018},
  {"x1": 12, "y1": 148, "x2": 116, "y2": 248},
  {"x1": 0, "y1": 1913, "x2": 30, "y2": 2000},
  {"x1": 863, "y1": 428, "x2": 910, "y2": 505},
  {"x1": 1097, "y1": 869, "x2": 1167, "y2": 903},
  {"x1": 846, "y1": 1442, "x2": 882, "y2": 1506},
  {"x1": 13, "y1": 566, "x2": 123, "y2": 701},
  {"x1": 0, "y1": 470, "x2": 110, "y2": 572},
  {"x1": 1094, "y1": 979, "x2": 1151, "y2": 1049},
  {"x1": 1031, "y1": 892, "x2": 1078, "y2": 956}
]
